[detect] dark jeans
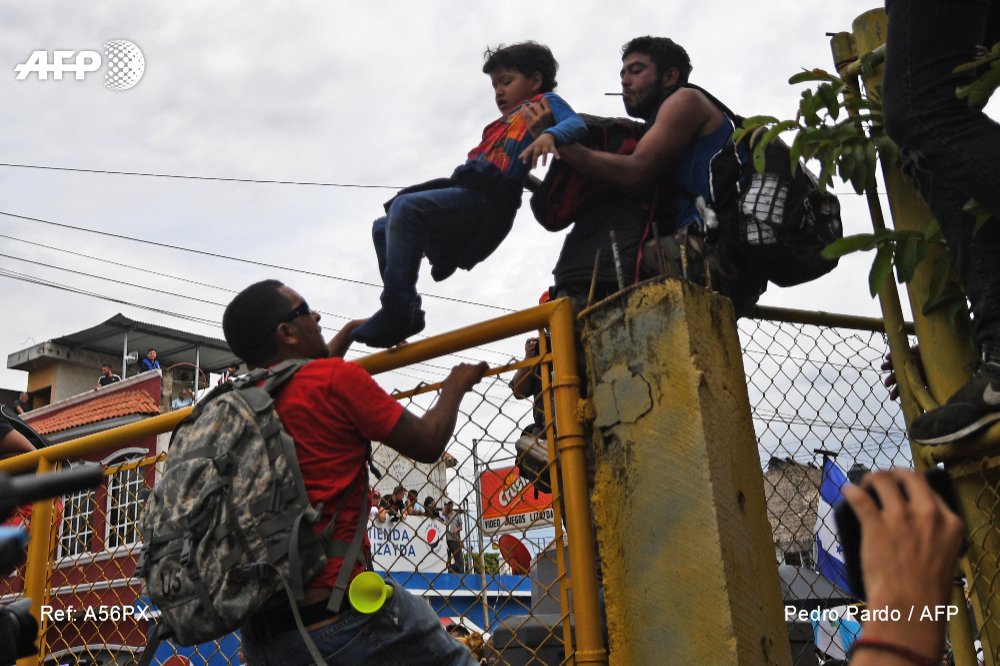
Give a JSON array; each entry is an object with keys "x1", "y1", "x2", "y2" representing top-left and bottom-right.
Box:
[
  {"x1": 242, "y1": 582, "x2": 476, "y2": 666},
  {"x1": 883, "y1": 0, "x2": 1000, "y2": 350},
  {"x1": 371, "y1": 183, "x2": 511, "y2": 316},
  {"x1": 445, "y1": 538, "x2": 465, "y2": 573}
]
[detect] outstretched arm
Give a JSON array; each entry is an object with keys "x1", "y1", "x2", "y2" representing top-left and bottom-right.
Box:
[
  {"x1": 558, "y1": 88, "x2": 719, "y2": 190},
  {"x1": 1, "y1": 428, "x2": 35, "y2": 459},
  {"x1": 384, "y1": 362, "x2": 488, "y2": 463},
  {"x1": 519, "y1": 94, "x2": 586, "y2": 169}
]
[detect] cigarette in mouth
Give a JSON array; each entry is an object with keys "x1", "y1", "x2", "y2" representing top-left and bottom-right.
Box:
[{"x1": 605, "y1": 92, "x2": 624, "y2": 96}]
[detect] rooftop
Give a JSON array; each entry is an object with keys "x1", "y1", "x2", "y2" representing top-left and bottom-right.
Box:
[{"x1": 26, "y1": 388, "x2": 161, "y2": 436}]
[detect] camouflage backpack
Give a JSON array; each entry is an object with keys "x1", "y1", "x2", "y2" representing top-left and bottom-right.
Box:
[{"x1": 136, "y1": 360, "x2": 368, "y2": 666}]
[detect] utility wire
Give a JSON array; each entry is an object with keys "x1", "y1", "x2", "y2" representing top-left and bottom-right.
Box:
[
  {"x1": 0, "y1": 161, "x2": 532, "y2": 194},
  {"x1": 0, "y1": 232, "x2": 239, "y2": 295},
  {"x1": 0, "y1": 266, "x2": 449, "y2": 387},
  {"x1": 0, "y1": 210, "x2": 516, "y2": 313},
  {"x1": 0, "y1": 253, "x2": 483, "y2": 377},
  {"x1": 0, "y1": 252, "x2": 229, "y2": 310},
  {"x1": 0, "y1": 267, "x2": 219, "y2": 328},
  {"x1": 0, "y1": 162, "x2": 402, "y2": 190},
  {"x1": 0, "y1": 232, "x2": 514, "y2": 360}
]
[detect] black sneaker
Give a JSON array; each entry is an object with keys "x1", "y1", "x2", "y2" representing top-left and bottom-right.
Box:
[
  {"x1": 909, "y1": 360, "x2": 1000, "y2": 445},
  {"x1": 349, "y1": 307, "x2": 426, "y2": 348}
]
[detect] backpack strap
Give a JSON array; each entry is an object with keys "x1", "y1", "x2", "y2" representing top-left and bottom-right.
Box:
[
  {"x1": 682, "y1": 83, "x2": 744, "y2": 126},
  {"x1": 275, "y1": 567, "x2": 330, "y2": 665},
  {"x1": 137, "y1": 622, "x2": 167, "y2": 666},
  {"x1": 326, "y1": 470, "x2": 371, "y2": 613},
  {"x1": 261, "y1": 359, "x2": 311, "y2": 393}
]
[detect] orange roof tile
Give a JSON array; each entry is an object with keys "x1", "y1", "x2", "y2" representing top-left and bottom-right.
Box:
[{"x1": 29, "y1": 390, "x2": 161, "y2": 435}]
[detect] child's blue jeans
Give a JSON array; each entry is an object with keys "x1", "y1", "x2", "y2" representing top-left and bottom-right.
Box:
[{"x1": 372, "y1": 178, "x2": 518, "y2": 317}]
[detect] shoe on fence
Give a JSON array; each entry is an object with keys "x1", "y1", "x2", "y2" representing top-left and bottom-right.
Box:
[
  {"x1": 909, "y1": 360, "x2": 1000, "y2": 445},
  {"x1": 350, "y1": 307, "x2": 426, "y2": 348}
]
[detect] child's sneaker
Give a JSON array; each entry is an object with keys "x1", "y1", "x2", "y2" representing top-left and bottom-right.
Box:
[
  {"x1": 909, "y1": 359, "x2": 1000, "y2": 445},
  {"x1": 350, "y1": 308, "x2": 425, "y2": 348}
]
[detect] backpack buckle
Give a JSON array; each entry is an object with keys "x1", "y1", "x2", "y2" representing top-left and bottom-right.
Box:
[{"x1": 232, "y1": 563, "x2": 272, "y2": 583}]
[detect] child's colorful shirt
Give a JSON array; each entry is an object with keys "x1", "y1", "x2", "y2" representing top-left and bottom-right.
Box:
[{"x1": 467, "y1": 92, "x2": 585, "y2": 183}]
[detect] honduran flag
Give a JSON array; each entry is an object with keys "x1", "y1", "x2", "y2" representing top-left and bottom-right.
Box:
[{"x1": 814, "y1": 458, "x2": 854, "y2": 594}]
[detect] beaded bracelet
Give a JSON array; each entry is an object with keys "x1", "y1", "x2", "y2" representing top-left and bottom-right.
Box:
[{"x1": 847, "y1": 637, "x2": 940, "y2": 666}]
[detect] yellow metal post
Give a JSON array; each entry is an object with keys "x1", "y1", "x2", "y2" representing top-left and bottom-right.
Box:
[
  {"x1": 846, "y1": 8, "x2": 1000, "y2": 663},
  {"x1": 537, "y1": 332, "x2": 576, "y2": 657},
  {"x1": 18, "y1": 457, "x2": 55, "y2": 666},
  {"x1": 548, "y1": 298, "x2": 607, "y2": 665},
  {"x1": 831, "y1": 26, "x2": 980, "y2": 666}
]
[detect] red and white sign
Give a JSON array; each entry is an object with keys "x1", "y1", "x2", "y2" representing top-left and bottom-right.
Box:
[
  {"x1": 368, "y1": 515, "x2": 448, "y2": 573},
  {"x1": 478, "y1": 466, "x2": 553, "y2": 535}
]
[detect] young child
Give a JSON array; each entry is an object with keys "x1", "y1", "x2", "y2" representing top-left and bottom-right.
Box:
[{"x1": 351, "y1": 41, "x2": 586, "y2": 347}]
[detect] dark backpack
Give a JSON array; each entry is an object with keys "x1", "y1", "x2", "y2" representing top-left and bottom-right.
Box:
[
  {"x1": 137, "y1": 360, "x2": 368, "y2": 666},
  {"x1": 529, "y1": 114, "x2": 642, "y2": 232},
  {"x1": 688, "y1": 84, "x2": 843, "y2": 288}
]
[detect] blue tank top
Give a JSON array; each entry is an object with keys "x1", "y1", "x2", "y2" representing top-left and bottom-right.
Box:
[{"x1": 670, "y1": 115, "x2": 741, "y2": 233}]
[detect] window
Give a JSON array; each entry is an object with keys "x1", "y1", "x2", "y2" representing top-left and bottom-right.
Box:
[
  {"x1": 59, "y1": 488, "x2": 95, "y2": 559},
  {"x1": 783, "y1": 549, "x2": 816, "y2": 569},
  {"x1": 105, "y1": 452, "x2": 146, "y2": 551}
]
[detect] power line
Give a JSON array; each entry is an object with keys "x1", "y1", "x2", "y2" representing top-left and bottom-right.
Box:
[
  {"x1": 0, "y1": 162, "x2": 403, "y2": 190},
  {"x1": 0, "y1": 232, "x2": 239, "y2": 296},
  {"x1": 0, "y1": 231, "x2": 515, "y2": 360},
  {"x1": 0, "y1": 266, "x2": 452, "y2": 388},
  {"x1": 0, "y1": 267, "x2": 220, "y2": 328},
  {"x1": 0, "y1": 209, "x2": 517, "y2": 313},
  {"x1": 0, "y1": 252, "x2": 491, "y2": 378},
  {"x1": 0, "y1": 252, "x2": 229, "y2": 310}
]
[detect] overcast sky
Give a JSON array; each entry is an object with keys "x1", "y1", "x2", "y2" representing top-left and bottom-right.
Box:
[{"x1": 0, "y1": 1, "x2": 912, "y2": 395}]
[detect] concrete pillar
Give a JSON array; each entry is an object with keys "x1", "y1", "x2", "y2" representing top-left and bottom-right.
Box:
[{"x1": 581, "y1": 279, "x2": 790, "y2": 665}]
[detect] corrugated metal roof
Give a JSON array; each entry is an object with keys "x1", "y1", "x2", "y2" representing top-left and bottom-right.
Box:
[{"x1": 47, "y1": 313, "x2": 238, "y2": 372}]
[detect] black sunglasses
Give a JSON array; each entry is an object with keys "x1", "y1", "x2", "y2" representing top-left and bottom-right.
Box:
[{"x1": 282, "y1": 300, "x2": 312, "y2": 323}]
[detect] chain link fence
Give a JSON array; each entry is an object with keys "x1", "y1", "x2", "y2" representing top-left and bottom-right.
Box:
[
  {"x1": 953, "y1": 458, "x2": 1000, "y2": 666},
  {"x1": 742, "y1": 315, "x2": 909, "y2": 664},
  {"x1": 8, "y1": 309, "x2": 998, "y2": 664}
]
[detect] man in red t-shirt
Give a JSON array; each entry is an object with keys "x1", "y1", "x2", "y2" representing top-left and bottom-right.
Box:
[{"x1": 223, "y1": 279, "x2": 483, "y2": 665}]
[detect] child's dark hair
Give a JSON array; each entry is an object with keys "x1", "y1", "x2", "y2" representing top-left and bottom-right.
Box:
[
  {"x1": 482, "y1": 41, "x2": 558, "y2": 92},
  {"x1": 622, "y1": 36, "x2": 692, "y2": 84}
]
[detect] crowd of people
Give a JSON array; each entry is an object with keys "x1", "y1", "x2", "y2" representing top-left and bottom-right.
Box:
[{"x1": 371, "y1": 487, "x2": 467, "y2": 573}]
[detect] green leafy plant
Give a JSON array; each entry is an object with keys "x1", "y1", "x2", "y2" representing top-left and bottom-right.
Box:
[
  {"x1": 955, "y1": 42, "x2": 1000, "y2": 108},
  {"x1": 735, "y1": 68, "x2": 936, "y2": 294},
  {"x1": 733, "y1": 68, "x2": 894, "y2": 198},
  {"x1": 735, "y1": 38, "x2": 1000, "y2": 328},
  {"x1": 473, "y1": 551, "x2": 501, "y2": 575}
]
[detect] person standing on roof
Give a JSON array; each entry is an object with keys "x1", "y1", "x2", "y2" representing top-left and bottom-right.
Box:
[
  {"x1": 95, "y1": 364, "x2": 122, "y2": 390},
  {"x1": 139, "y1": 348, "x2": 161, "y2": 372}
]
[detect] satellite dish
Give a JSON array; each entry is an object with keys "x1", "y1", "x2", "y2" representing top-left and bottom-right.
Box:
[{"x1": 497, "y1": 534, "x2": 531, "y2": 575}]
